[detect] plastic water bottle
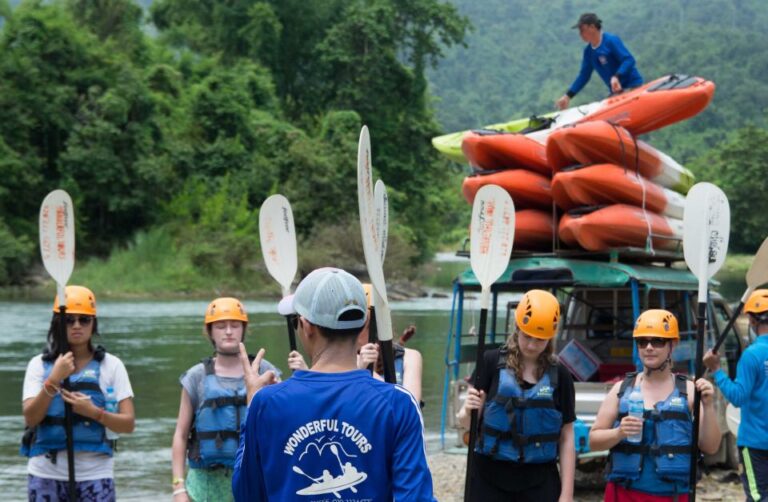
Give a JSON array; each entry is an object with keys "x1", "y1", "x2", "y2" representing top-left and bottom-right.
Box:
[
  {"x1": 105, "y1": 387, "x2": 119, "y2": 441},
  {"x1": 626, "y1": 387, "x2": 644, "y2": 444}
]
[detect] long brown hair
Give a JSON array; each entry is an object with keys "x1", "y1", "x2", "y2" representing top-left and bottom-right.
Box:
[{"x1": 504, "y1": 330, "x2": 557, "y2": 385}]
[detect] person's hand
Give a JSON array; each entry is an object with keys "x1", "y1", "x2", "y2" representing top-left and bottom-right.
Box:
[
  {"x1": 287, "y1": 350, "x2": 308, "y2": 370},
  {"x1": 463, "y1": 387, "x2": 486, "y2": 412},
  {"x1": 60, "y1": 389, "x2": 99, "y2": 418},
  {"x1": 617, "y1": 415, "x2": 643, "y2": 439},
  {"x1": 695, "y1": 378, "x2": 715, "y2": 407},
  {"x1": 239, "y1": 344, "x2": 277, "y2": 405},
  {"x1": 610, "y1": 76, "x2": 622, "y2": 93},
  {"x1": 49, "y1": 352, "x2": 75, "y2": 383},
  {"x1": 703, "y1": 349, "x2": 720, "y2": 372},
  {"x1": 556, "y1": 94, "x2": 570, "y2": 110},
  {"x1": 357, "y1": 343, "x2": 379, "y2": 369}
]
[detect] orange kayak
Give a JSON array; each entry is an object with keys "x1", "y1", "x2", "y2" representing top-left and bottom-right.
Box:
[
  {"x1": 551, "y1": 164, "x2": 685, "y2": 218},
  {"x1": 462, "y1": 169, "x2": 552, "y2": 209},
  {"x1": 558, "y1": 205, "x2": 683, "y2": 251},
  {"x1": 546, "y1": 121, "x2": 694, "y2": 193},
  {"x1": 516, "y1": 209, "x2": 555, "y2": 250},
  {"x1": 461, "y1": 130, "x2": 550, "y2": 175}
]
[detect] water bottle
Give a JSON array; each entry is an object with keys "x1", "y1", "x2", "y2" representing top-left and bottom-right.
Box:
[
  {"x1": 105, "y1": 387, "x2": 119, "y2": 441},
  {"x1": 626, "y1": 387, "x2": 644, "y2": 444}
]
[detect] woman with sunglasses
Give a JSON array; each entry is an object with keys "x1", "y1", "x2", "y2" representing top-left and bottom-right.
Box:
[
  {"x1": 590, "y1": 309, "x2": 721, "y2": 502},
  {"x1": 171, "y1": 297, "x2": 280, "y2": 502},
  {"x1": 457, "y1": 289, "x2": 576, "y2": 502},
  {"x1": 21, "y1": 285, "x2": 135, "y2": 501}
]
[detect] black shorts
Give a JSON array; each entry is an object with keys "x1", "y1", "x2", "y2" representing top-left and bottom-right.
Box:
[{"x1": 740, "y1": 446, "x2": 768, "y2": 502}]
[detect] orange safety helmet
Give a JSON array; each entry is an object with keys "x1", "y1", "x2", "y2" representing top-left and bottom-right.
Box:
[
  {"x1": 744, "y1": 289, "x2": 768, "y2": 315},
  {"x1": 515, "y1": 290, "x2": 560, "y2": 340},
  {"x1": 204, "y1": 297, "x2": 248, "y2": 325},
  {"x1": 52, "y1": 285, "x2": 97, "y2": 316},
  {"x1": 633, "y1": 309, "x2": 679, "y2": 339}
]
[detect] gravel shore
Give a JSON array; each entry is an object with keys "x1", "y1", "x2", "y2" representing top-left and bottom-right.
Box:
[{"x1": 427, "y1": 452, "x2": 745, "y2": 501}]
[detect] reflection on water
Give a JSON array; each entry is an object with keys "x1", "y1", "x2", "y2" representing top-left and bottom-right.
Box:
[{"x1": 0, "y1": 296, "x2": 454, "y2": 497}]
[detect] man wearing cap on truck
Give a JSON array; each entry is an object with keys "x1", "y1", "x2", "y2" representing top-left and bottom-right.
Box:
[
  {"x1": 704, "y1": 289, "x2": 768, "y2": 502},
  {"x1": 556, "y1": 13, "x2": 643, "y2": 110}
]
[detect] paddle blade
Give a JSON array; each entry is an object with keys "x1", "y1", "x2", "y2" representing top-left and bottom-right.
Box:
[
  {"x1": 374, "y1": 180, "x2": 389, "y2": 264},
  {"x1": 39, "y1": 190, "x2": 75, "y2": 293},
  {"x1": 746, "y1": 236, "x2": 768, "y2": 290},
  {"x1": 470, "y1": 185, "x2": 515, "y2": 308},
  {"x1": 683, "y1": 182, "x2": 730, "y2": 291},
  {"x1": 357, "y1": 126, "x2": 387, "y2": 301},
  {"x1": 259, "y1": 194, "x2": 297, "y2": 295}
]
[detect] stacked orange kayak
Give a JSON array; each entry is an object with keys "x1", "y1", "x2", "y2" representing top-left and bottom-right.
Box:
[{"x1": 462, "y1": 169, "x2": 552, "y2": 209}]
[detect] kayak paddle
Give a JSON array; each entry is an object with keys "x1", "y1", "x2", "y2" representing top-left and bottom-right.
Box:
[
  {"x1": 712, "y1": 236, "x2": 768, "y2": 353},
  {"x1": 365, "y1": 180, "x2": 390, "y2": 375},
  {"x1": 464, "y1": 184, "x2": 515, "y2": 501},
  {"x1": 683, "y1": 182, "x2": 730, "y2": 502},
  {"x1": 39, "y1": 189, "x2": 77, "y2": 501},
  {"x1": 357, "y1": 126, "x2": 396, "y2": 383},
  {"x1": 259, "y1": 194, "x2": 299, "y2": 352}
]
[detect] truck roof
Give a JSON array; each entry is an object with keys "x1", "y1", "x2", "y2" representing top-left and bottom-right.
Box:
[{"x1": 455, "y1": 256, "x2": 719, "y2": 292}]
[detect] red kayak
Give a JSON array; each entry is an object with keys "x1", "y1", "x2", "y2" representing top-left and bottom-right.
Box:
[
  {"x1": 551, "y1": 164, "x2": 685, "y2": 218},
  {"x1": 462, "y1": 169, "x2": 552, "y2": 209},
  {"x1": 516, "y1": 209, "x2": 555, "y2": 250},
  {"x1": 546, "y1": 121, "x2": 694, "y2": 194},
  {"x1": 558, "y1": 205, "x2": 683, "y2": 251},
  {"x1": 461, "y1": 130, "x2": 550, "y2": 175}
]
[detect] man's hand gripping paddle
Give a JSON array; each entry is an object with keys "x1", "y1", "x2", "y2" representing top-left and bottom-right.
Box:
[{"x1": 463, "y1": 185, "x2": 515, "y2": 501}]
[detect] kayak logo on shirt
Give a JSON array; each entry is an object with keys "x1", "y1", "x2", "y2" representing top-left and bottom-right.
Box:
[
  {"x1": 669, "y1": 397, "x2": 685, "y2": 409},
  {"x1": 598, "y1": 55, "x2": 608, "y2": 65},
  {"x1": 764, "y1": 361, "x2": 768, "y2": 378},
  {"x1": 284, "y1": 419, "x2": 370, "y2": 498},
  {"x1": 536, "y1": 385, "x2": 553, "y2": 399}
]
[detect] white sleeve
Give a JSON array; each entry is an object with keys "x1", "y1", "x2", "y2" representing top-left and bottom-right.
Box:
[
  {"x1": 101, "y1": 354, "x2": 134, "y2": 402},
  {"x1": 22, "y1": 356, "x2": 45, "y2": 401}
]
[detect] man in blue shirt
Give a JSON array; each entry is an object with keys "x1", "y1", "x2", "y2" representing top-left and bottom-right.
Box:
[
  {"x1": 232, "y1": 267, "x2": 436, "y2": 501},
  {"x1": 556, "y1": 13, "x2": 643, "y2": 110},
  {"x1": 704, "y1": 289, "x2": 768, "y2": 502}
]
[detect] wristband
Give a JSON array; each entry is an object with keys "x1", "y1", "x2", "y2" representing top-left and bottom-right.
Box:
[
  {"x1": 43, "y1": 379, "x2": 59, "y2": 397},
  {"x1": 96, "y1": 408, "x2": 105, "y2": 423},
  {"x1": 172, "y1": 488, "x2": 187, "y2": 496},
  {"x1": 172, "y1": 477, "x2": 185, "y2": 486}
]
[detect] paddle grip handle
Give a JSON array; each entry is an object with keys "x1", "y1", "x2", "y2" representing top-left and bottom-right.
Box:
[
  {"x1": 367, "y1": 308, "x2": 378, "y2": 374},
  {"x1": 464, "y1": 308, "x2": 488, "y2": 502},
  {"x1": 689, "y1": 301, "x2": 707, "y2": 501},
  {"x1": 712, "y1": 301, "x2": 744, "y2": 354}
]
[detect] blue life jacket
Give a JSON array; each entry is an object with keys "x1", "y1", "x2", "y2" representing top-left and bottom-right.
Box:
[
  {"x1": 188, "y1": 357, "x2": 247, "y2": 469},
  {"x1": 21, "y1": 352, "x2": 112, "y2": 458},
  {"x1": 477, "y1": 352, "x2": 562, "y2": 463},
  {"x1": 607, "y1": 373, "x2": 693, "y2": 495},
  {"x1": 394, "y1": 344, "x2": 405, "y2": 386}
]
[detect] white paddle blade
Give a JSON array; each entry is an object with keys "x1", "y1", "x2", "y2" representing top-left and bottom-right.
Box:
[
  {"x1": 259, "y1": 194, "x2": 297, "y2": 295},
  {"x1": 470, "y1": 185, "x2": 515, "y2": 309},
  {"x1": 683, "y1": 182, "x2": 730, "y2": 293},
  {"x1": 374, "y1": 180, "x2": 389, "y2": 264},
  {"x1": 39, "y1": 190, "x2": 75, "y2": 293},
  {"x1": 357, "y1": 126, "x2": 387, "y2": 301},
  {"x1": 746, "y1": 236, "x2": 768, "y2": 289}
]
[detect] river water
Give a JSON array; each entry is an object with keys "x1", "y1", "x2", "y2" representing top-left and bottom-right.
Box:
[{"x1": 0, "y1": 258, "x2": 743, "y2": 499}]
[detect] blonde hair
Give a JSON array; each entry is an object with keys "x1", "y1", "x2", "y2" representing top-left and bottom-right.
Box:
[{"x1": 504, "y1": 330, "x2": 557, "y2": 384}]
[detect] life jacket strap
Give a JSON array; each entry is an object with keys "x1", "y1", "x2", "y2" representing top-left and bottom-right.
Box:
[{"x1": 611, "y1": 442, "x2": 691, "y2": 456}]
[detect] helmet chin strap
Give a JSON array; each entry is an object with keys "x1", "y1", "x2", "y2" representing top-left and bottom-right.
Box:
[{"x1": 643, "y1": 348, "x2": 672, "y2": 375}]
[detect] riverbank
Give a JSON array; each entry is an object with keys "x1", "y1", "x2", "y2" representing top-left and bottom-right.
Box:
[{"x1": 427, "y1": 452, "x2": 745, "y2": 501}]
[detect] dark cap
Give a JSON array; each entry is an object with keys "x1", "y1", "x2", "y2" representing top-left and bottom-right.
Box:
[{"x1": 572, "y1": 13, "x2": 601, "y2": 29}]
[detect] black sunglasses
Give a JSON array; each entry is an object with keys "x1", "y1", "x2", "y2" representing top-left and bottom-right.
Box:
[
  {"x1": 65, "y1": 315, "x2": 94, "y2": 326},
  {"x1": 635, "y1": 337, "x2": 669, "y2": 349}
]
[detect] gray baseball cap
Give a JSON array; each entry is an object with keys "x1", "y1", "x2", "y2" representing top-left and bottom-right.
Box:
[
  {"x1": 278, "y1": 267, "x2": 367, "y2": 330},
  {"x1": 572, "y1": 13, "x2": 601, "y2": 28}
]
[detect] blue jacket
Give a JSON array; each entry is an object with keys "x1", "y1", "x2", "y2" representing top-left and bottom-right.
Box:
[
  {"x1": 232, "y1": 369, "x2": 435, "y2": 501},
  {"x1": 714, "y1": 335, "x2": 768, "y2": 449},
  {"x1": 607, "y1": 373, "x2": 692, "y2": 495},
  {"x1": 477, "y1": 364, "x2": 562, "y2": 463},
  {"x1": 568, "y1": 32, "x2": 643, "y2": 97},
  {"x1": 21, "y1": 358, "x2": 112, "y2": 458},
  {"x1": 188, "y1": 357, "x2": 247, "y2": 469}
]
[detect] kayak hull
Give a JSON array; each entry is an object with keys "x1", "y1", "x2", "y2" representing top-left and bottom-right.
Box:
[
  {"x1": 546, "y1": 121, "x2": 695, "y2": 193},
  {"x1": 516, "y1": 209, "x2": 555, "y2": 250},
  {"x1": 462, "y1": 169, "x2": 552, "y2": 209},
  {"x1": 552, "y1": 164, "x2": 685, "y2": 219},
  {"x1": 558, "y1": 205, "x2": 683, "y2": 251},
  {"x1": 462, "y1": 131, "x2": 550, "y2": 175}
]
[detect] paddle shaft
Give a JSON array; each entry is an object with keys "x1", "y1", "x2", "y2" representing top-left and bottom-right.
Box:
[
  {"x1": 464, "y1": 306, "x2": 488, "y2": 502},
  {"x1": 367, "y1": 307, "x2": 378, "y2": 374},
  {"x1": 285, "y1": 317, "x2": 297, "y2": 352},
  {"x1": 713, "y1": 300, "x2": 744, "y2": 354},
  {"x1": 57, "y1": 306, "x2": 77, "y2": 500},
  {"x1": 380, "y1": 339, "x2": 396, "y2": 384},
  {"x1": 689, "y1": 301, "x2": 706, "y2": 500}
]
